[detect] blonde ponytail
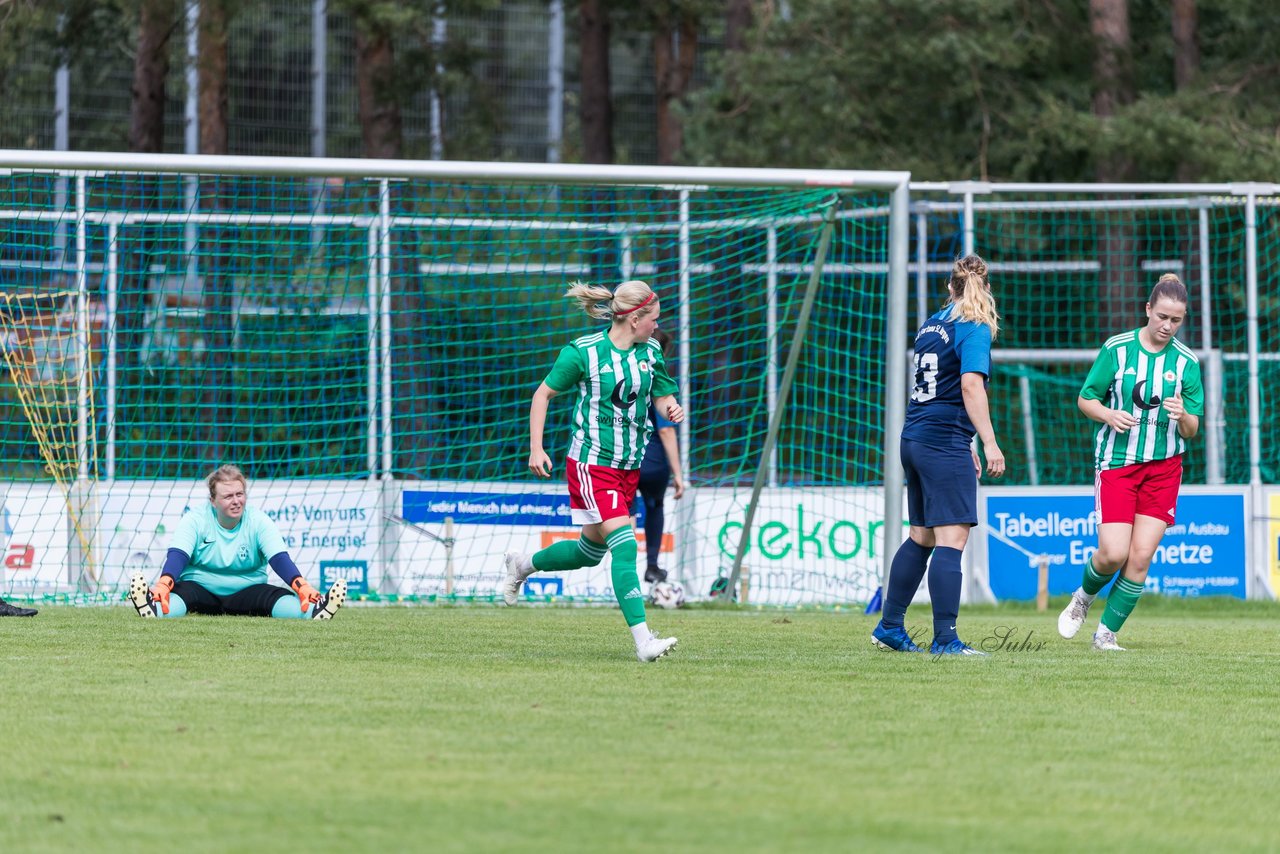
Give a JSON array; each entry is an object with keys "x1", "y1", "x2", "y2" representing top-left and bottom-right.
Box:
[
  {"x1": 946, "y1": 254, "x2": 1000, "y2": 339},
  {"x1": 564, "y1": 279, "x2": 657, "y2": 323}
]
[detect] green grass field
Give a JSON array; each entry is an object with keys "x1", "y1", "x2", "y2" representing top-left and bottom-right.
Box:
[{"x1": 2, "y1": 598, "x2": 1277, "y2": 853}]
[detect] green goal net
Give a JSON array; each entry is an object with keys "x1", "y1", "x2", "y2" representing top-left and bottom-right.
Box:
[{"x1": 0, "y1": 162, "x2": 900, "y2": 606}]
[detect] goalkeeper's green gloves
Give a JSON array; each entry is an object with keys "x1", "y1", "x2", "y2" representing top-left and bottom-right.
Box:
[
  {"x1": 150, "y1": 575, "x2": 175, "y2": 615},
  {"x1": 291, "y1": 577, "x2": 321, "y2": 613}
]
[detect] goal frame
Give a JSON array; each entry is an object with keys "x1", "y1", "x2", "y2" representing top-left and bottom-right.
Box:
[{"x1": 0, "y1": 149, "x2": 913, "y2": 596}]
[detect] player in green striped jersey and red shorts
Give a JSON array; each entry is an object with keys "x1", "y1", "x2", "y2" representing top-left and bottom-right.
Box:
[
  {"x1": 501, "y1": 279, "x2": 686, "y2": 662},
  {"x1": 1058, "y1": 274, "x2": 1204, "y2": 651}
]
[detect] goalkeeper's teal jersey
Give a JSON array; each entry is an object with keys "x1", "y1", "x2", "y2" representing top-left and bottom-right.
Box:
[
  {"x1": 1080, "y1": 329, "x2": 1204, "y2": 470},
  {"x1": 544, "y1": 331, "x2": 679, "y2": 469},
  {"x1": 169, "y1": 504, "x2": 288, "y2": 596}
]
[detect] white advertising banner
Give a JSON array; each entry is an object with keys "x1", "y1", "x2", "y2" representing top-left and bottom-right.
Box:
[
  {"x1": 2, "y1": 480, "x2": 384, "y2": 596},
  {"x1": 396, "y1": 483, "x2": 893, "y2": 605},
  {"x1": 5, "y1": 479, "x2": 899, "y2": 606},
  {"x1": 1, "y1": 482, "x2": 70, "y2": 593}
]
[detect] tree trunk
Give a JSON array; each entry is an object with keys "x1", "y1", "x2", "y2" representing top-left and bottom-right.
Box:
[
  {"x1": 355, "y1": 21, "x2": 402, "y2": 159},
  {"x1": 129, "y1": 0, "x2": 172, "y2": 153},
  {"x1": 1172, "y1": 0, "x2": 1199, "y2": 89},
  {"x1": 198, "y1": 0, "x2": 228, "y2": 156},
  {"x1": 122, "y1": 0, "x2": 176, "y2": 447},
  {"x1": 1090, "y1": 0, "x2": 1137, "y2": 333},
  {"x1": 1090, "y1": 0, "x2": 1132, "y2": 181},
  {"x1": 654, "y1": 8, "x2": 697, "y2": 166},
  {"x1": 198, "y1": 0, "x2": 232, "y2": 464},
  {"x1": 353, "y1": 13, "x2": 421, "y2": 474},
  {"x1": 1172, "y1": 0, "x2": 1199, "y2": 182},
  {"x1": 580, "y1": 0, "x2": 613, "y2": 164},
  {"x1": 725, "y1": 0, "x2": 752, "y2": 53}
]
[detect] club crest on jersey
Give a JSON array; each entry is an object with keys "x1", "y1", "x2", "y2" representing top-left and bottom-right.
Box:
[
  {"x1": 1163, "y1": 370, "x2": 1177, "y2": 383},
  {"x1": 237, "y1": 545, "x2": 250, "y2": 562},
  {"x1": 639, "y1": 360, "x2": 650, "y2": 372}
]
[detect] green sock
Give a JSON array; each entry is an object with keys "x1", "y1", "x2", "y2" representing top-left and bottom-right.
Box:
[
  {"x1": 606, "y1": 527, "x2": 646, "y2": 627},
  {"x1": 531, "y1": 536, "x2": 606, "y2": 573},
  {"x1": 1081, "y1": 556, "x2": 1115, "y2": 596},
  {"x1": 1101, "y1": 577, "x2": 1145, "y2": 632}
]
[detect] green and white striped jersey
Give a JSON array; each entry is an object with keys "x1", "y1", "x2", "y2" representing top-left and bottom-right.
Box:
[
  {"x1": 1080, "y1": 329, "x2": 1204, "y2": 470},
  {"x1": 544, "y1": 331, "x2": 679, "y2": 469}
]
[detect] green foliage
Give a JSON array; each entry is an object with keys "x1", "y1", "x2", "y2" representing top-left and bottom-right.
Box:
[{"x1": 685, "y1": 0, "x2": 1280, "y2": 181}]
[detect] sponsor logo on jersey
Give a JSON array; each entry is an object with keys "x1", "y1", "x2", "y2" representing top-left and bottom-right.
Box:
[
  {"x1": 610, "y1": 382, "x2": 639, "y2": 410},
  {"x1": 1131, "y1": 379, "x2": 1162, "y2": 411}
]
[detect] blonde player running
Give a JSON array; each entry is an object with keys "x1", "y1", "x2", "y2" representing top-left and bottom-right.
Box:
[
  {"x1": 501, "y1": 280, "x2": 685, "y2": 662},
  {"x1": 1058, "y1": 274, "x2": 1204, "y2": 650}
]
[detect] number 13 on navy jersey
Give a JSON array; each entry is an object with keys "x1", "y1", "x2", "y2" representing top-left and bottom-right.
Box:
[{"x1": 901, "y1": 308, "x2": 993, "y2": 449}]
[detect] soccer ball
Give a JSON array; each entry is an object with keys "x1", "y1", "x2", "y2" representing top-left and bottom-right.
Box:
[{"x1": 650, "y1": 580, "x2": 686, "y2": 610}]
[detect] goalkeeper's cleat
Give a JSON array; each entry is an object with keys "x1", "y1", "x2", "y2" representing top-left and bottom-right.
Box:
[
  {"x1": 929, "y1": 638, "x2": 990, "y2": 657},
  {"x1": 871, "y1": 620, "x2": 924, "y2": 653},
  {"x1": 310, "y1": 578, "x2": 347, "y2": 620},
  {"x1": 1057, "y1": 589, "x2": 1093, "y2": 639},
  {"x1": 128, "y1": 571, "x2": 157, "y2": 618},
  {"x1": 501, "y1": 551, "x2": 532, "y2": 606},
  {"x1": 636, "y1": 633, "x2": 678, "y2": 663},
  {"x1": 0, "y1": 597, "x2": 37, "y2": 617},
  {"x1": 1092, "y1": 628, "x2": 1126, "y2": 651}
]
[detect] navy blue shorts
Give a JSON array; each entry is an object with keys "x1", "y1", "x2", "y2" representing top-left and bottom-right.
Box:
[{"x1": 901, "y1": 437, "x2": 978, "y2": 528}]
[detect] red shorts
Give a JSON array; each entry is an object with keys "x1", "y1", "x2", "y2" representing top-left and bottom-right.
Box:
[
  {"x1": 1095, "y1": 455, "x2": 1183, "y2": 526},
  {"x1": 566, "y1": 457, "x2": 640, "y2": 525}
]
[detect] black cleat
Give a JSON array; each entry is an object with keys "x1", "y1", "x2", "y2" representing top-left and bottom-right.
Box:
[
  {"x1": 0, "y1": 597, "x2": 37, "y2": 617},
  {"x1": 311, "y1": 579, "x2": 347, "y2": 619},
  {"x1": 644, "y1": 565, "x2": 668, "y2": 584}
]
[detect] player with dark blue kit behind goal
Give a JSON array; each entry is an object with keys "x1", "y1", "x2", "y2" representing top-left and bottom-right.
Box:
[{"x1": 872, "y1": 254, "x2": 1006, "y2": 656}]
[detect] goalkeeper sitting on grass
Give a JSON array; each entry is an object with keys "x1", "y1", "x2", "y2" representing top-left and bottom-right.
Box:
[{"x1": 128, "y1": 464, "x2": 346, "y2": 620}]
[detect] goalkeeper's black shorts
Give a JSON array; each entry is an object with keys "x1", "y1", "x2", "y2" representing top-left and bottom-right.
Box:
[{"x1": 171, "y1": 580, "x2": 292, "y2": 617}]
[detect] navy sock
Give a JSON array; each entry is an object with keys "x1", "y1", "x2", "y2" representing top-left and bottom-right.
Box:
[
  {"x1": 928, "y1": 546, "x2": 964, "y2": 644},
  {"x1": 881, "y1": 539, "x2": 933, "y2": 629},
  {"x1": 643, "y1": 498, "x2": 664, "y2": 568}
]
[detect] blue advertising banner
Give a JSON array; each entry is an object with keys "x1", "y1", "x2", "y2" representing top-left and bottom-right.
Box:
[
  {"x1": 985, "y1": 491, "x2": 1247, "y2": 600},
  {"x1": 321, "y1": 560, "x2": 369, "y2": 595},
  {"x1": 402, "y1": 490, "x2": 574, "y2": 527}
]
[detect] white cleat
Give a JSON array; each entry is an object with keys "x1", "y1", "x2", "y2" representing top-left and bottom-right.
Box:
[
  {"x1": 127, "y1": 571, "x2": 156, "y2": 618},
  {"x1": 501, "y1": 552, "x2": 531, "y2": 606},
  {"x1": 311, "y1": 578, "x2": 347, "y2": 620},
  {"x1": 1092, "y1": 628, "x2": 1126, "y2": 651},
  {"x1": 636, "y1": 634, "x2": 678, "y2": 662},
  {"x1": 1058, "y1": 590, "x2": 1093, "y2": 639}
]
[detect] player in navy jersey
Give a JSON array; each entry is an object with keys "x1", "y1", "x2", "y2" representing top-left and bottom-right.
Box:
[
  {"x1": 872, "y1": 254, "x2": 1006, "y2": 656},
  {"x1": 631, "y1": 329, "x2": 685, "y2": 584}
]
